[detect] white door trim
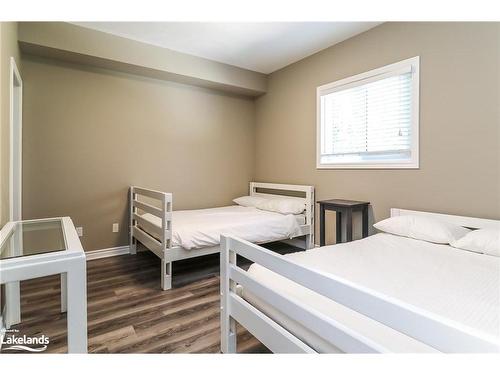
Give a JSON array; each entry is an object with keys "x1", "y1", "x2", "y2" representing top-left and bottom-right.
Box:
[{"x1": 9, "y1": 57, "x2": 22, "y2": 221}]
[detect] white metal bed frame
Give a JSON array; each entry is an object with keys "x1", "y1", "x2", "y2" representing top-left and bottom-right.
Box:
[
  {"x1": 220, "y1": 208, "x2": 500, "y2": 353},
  {"x1": 130, "y1": 182, "x2": 314, "y2": 290}
]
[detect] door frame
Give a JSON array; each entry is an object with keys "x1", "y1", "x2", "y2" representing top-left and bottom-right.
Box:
[{"x1": 9, "y1": 57, "x2": 22, "y2": 221}]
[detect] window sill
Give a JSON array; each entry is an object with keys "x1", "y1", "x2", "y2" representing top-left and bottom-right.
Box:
[{"x1": 316, "y1": 162, "x2": 420, "y2": 170}]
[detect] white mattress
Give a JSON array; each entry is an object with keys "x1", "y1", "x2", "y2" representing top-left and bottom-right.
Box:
[
  {"x1": 243, "y1": 233, "x2": 500, "y2": 353},
  {"x1": 141, "y1": 205, "x2": 303, "y2": 250},
  {"x1": 294, "y1": 213, "x2": 306, "y2": 226}
]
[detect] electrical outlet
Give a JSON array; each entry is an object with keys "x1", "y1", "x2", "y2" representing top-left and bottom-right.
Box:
[
  {"x1": 76, "y1": 227, "x2": 83, "y2": 237},
  {"x1": 112, "y1": 223, "x2": 119, "y2": 233}
]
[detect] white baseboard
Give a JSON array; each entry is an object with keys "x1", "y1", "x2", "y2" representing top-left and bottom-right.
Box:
[{"x1": 85, "y1": 246, "x2": 131, "y2": 261}]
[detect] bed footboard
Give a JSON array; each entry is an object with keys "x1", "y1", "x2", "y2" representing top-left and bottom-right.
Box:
[
  {"x1": 130, "y1": 186, "x2": 173, "y2": 290},
  {"x1": 220, "y1": 235, "x2": 500, "y2": 353}
]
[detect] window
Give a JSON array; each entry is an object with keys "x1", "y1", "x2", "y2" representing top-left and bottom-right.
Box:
[{"x1": 317, "y1": 56, "x2": 419, "y2": 169}]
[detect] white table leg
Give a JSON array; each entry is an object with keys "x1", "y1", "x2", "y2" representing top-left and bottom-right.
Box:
[
  {"x1": 5, "y1": 227, "x2": 23, "y2": 328},
  {"x1": 66, "y1": 258, "x2": 87, "y2": 353},
  {"x1": 5, "y1": 281, "x2": 21, "y2": 328},
  {"x1": 61, "y1": 273, "x2": 67, "y2": 313}
]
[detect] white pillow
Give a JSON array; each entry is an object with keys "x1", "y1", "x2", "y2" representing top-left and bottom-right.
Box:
[
  {"x1": 233, "y1": 196, "x2": 269, "y2": 207},
  {"x1": 373, "y1": 215, "x2": 471, "y2": 244},
  {"x1": 451, "y1": 228, "x2": 500, "y2": 256},
  {"x1": 256, "y1": 198, "x2": 305, "y2": 215}
]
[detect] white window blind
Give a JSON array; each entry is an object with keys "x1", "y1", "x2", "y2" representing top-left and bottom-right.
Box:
[{"x1": 317, "y1": 57, "x2": 419, "y2": 169}]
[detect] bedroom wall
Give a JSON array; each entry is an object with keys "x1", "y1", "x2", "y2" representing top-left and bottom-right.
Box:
[
  {"x1": 22, "y1": 56, "x2": 255, "y2": 251},
  {"x1": 18, "y1": 22, "x2": 267, "y2": 96},
  {"x1": 0, "y1": 22, "x2": 22, "y2": 227},
  {"x1": 254, "y1": 22, "x2": 500, "y2": 244}
]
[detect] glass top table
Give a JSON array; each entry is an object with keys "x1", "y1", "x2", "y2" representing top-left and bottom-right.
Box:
[
  {"x1": 0, "y1": 219, "x2": 66, "y2": 260},
  {"x1": 0, "y1": 216, "x2": 87, "y2": 353}
]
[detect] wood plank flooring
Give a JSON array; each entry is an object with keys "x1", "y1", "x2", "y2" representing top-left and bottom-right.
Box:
[{"x1": 2, "y1": 249, "x2": 276, "y2": 353}]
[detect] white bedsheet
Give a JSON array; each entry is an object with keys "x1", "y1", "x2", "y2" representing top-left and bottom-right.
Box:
[
  {"x1": 243, "y1": 233, "x2": 500, "y2": 353},
  {"x1": 141, "y1": 205, "x2": 301, "y2": 250}
]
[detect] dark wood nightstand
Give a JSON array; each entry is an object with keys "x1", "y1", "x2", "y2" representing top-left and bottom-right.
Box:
[{"x1": 317, "y1": 199, "x2": 370, "y2": 246}]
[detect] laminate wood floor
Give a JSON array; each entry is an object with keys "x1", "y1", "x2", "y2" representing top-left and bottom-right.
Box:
[{"x1": 2, "y1": 249, "x2": 278, "y2": 354}]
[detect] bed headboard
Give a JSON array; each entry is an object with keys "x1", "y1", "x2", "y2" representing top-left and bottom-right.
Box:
[
  {"x1": 391, "y1": 208, "x2": 500, "y2": 230},
  {"x1": 249, "y1": 182, "x2": 315, "y2": 227}
]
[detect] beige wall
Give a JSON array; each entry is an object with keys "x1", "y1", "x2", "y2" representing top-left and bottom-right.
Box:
[
  {"x1": 19, "y1": 22, "x2": 267, "y2": 96},
  {"x1": 0, "y1": 22, "x2": 21, "y2": 227},
  {"x1": 22, "y1": 56, "x2": 255, "y2": 251},
  {"x1": 255, "y1": 22, "x2": 500, "y2": 244}
]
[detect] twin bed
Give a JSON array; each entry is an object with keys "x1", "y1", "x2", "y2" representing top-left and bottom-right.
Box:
[
  {"x1": 129, "y1": 182, "x2": 314, "y2": 290},
  {"x1": 221, "y1": 208, "x2": 500, "y2": 353}
]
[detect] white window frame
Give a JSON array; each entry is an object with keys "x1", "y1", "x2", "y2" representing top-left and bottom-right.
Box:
[{"x1": 316, "y1": 56, "x2": 420, "y2": 169}]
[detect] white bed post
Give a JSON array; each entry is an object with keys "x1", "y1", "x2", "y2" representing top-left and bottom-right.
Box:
[
  {"x1": 161, "y1": 260, "x2": 172, "y2": 291},
  {"x1": 161, "y1": 193, "x2": 173, "y2": 291},
  {"x1": 305, "y1": 186, "x2": 315, "y2": 249},
  {"x1": 129, "y1": 187, "x2": 137, "y2": 254},
  {"x1": 220, "y1": 235, "x2": 237, "y2": 353},
  {"x1": 249, "y1": 182, "x2": 256, "y2": 196}
]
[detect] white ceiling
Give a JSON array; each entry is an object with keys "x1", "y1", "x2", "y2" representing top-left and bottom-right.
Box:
[{"x1": 72, "y1": 22, "x2": 381, "y2": 74}]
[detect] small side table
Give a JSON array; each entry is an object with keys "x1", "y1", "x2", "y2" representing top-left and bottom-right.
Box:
[
  {"x1": 318, "y1": 199, "x2": 370, "y2": 246},
  {"x1": 0, "y1": 217, "x2": 87, "y2": 353}
]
